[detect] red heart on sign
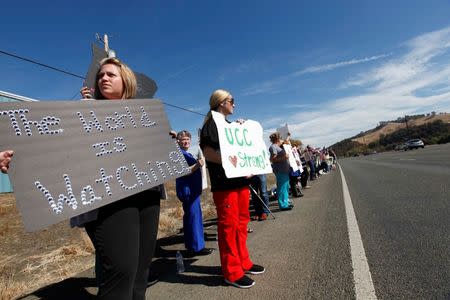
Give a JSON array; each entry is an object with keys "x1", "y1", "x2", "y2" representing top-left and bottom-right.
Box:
[{"x1": 228, "y1": 155, "x2": 238, "y2": 167}]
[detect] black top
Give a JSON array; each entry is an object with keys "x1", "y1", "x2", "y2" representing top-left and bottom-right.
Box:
[{"x1": 200, "y1": 116, "x2": 250, "y2": 192}]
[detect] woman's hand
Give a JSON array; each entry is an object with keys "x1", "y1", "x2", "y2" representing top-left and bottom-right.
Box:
[
  {"x1": 197, "y1": 158, "x2": 204, "y2": 167},
  {"x1": 0, "y1": 150, "x2": 14, "y2": 174},
  {"x1": 80, "y1": 86, "x2": 93, "y2": 99},
  {"x1": 235, "y1": 118, "x2": 246, "y2": 124}
]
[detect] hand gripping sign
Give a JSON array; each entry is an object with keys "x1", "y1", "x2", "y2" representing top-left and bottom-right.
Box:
[
  {"x1": 211, "y1": 111, "x2": 272, "y2": 178},
  {"x1": 0, "y1": 99, "x2": 190, "y2": 231}
]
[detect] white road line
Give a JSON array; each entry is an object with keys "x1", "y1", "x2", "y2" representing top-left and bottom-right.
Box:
[{"x1": 338, "y1": 163, "x2": 377, "y2": 300}]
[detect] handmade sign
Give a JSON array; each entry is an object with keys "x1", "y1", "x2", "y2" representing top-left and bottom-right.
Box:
[
  {"x1": 0, "y1": 99, "x2": 190, "y2": 231},
  {"x1": 84, "y1": 44, "x2": 158, "y2": 99},
  {"x1": 283, "y1": 144, "x2": 299, "y2": 172},
  {"x1": 212, "y1": 111, "x2": 272, "y2": 178},
  {"x1": 197, "y1": 148, "x2": 208, "y2": 190},
  {"x1": 277, "y1": 123, "x2": 290, "y2": 140}
]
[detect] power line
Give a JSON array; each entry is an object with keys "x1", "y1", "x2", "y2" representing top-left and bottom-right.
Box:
[
  {"x1": 0, "y1": 49, "x2": 85, "y2": 79},
  {"x1": 163, "y1": 102, "x2": 206, "y2": 116},
  {"x1": 0, "y1": 49, "x2": 205, "y2": 116}
]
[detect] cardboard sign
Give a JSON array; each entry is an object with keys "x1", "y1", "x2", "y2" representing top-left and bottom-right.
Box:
[
  {"x1": 0, "y1": 99, "x2": 190, "y2": 231},
  {"x1": 197, "y1": 148, "x2": 208, "y2": 190},
  {"x1": 212, "y1": 111, "x2": 272, "y2": 178},
  {"x1": 84, "y1": 44, "x2": 158, "y2": 99},
  {"x1": 277, "y1": 123, "x2": 290, "y2": 140}
]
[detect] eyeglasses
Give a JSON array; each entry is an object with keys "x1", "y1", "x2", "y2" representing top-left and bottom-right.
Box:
[{"x1": 223, "y1": 98, "x2": 234, "y2": 105}]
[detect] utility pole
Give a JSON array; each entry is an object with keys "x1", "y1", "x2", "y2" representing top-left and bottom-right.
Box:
[
  {"x1": 104, "y1": 34, "x2": 109, "y2": 53},
  {"x1": 95, "y1": 33, "x2": 116, "y2": 57}
]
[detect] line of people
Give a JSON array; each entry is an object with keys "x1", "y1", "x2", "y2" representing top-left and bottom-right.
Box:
[{"x1": 0, "y1": 55, "x2": 338, "y2": 298}]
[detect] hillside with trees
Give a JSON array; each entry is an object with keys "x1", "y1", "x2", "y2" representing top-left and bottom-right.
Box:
[{"x1": 330, "y1": 112, "x2": 450, "y2": 157}]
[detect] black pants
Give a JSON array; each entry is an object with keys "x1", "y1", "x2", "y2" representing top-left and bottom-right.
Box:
[
  {"x1": 289, "y1": 175, "x2": 301, "y2": 197},
  {"x1": 85, "y1": 190, "x2": 160, "y2": 300},
  {"x1": 300, "y1": 169, "x2": 309, "y2": 188}
]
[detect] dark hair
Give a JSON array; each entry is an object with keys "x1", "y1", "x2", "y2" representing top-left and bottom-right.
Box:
[{"x1": 269, "y1": 132, "x2": 280, "y2": 142}]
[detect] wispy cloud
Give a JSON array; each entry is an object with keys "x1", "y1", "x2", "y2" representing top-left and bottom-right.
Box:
[
  {"x1": 242, "y1": 53, "x2": 390, "y2": 96},
  {"x1": 278, "y1": 27, "x2": 450, "y2": 147},
  {"x1": 294, "y1": 54, "x2": 391, "y2": 76}
]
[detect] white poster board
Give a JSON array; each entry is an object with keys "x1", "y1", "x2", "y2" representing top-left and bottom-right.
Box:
[
  {"x1": 212, "y1": 111, "x2": 272, "y2": 178},
  {"x1": 197, "y1": 148, "x2": 208, "y2": 190},
  {"x1": 282, "y1": 144, "x2": 299, "y2": 172}
]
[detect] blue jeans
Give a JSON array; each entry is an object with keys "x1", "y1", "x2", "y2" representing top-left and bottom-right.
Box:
[{"x1": 250, "y1": 174, "x2": 269, "y2": 216}]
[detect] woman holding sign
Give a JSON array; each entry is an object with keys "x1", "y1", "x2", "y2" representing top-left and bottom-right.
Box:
[
  {"x1": 200, "y1": 89, "x2": 265, "y2": 289},
  {"x1": 269, "y1": 132, "x2": 293, "y2": 211},
  {"x1": 176, "y1": 130, "x2": 212, "y2": 256},
  {"x1": 79, "y1": 57, "x2": 160, "y2": 300}
]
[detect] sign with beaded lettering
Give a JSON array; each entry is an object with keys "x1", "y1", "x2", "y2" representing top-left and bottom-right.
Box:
[{"x1": 0, "y1": 99, "x2": 190, "y2": 231}]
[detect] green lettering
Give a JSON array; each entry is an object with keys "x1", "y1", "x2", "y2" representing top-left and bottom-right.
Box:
[
  {"x1": 243, "y1": 129, "x2": 252, "y2": 146},
  {"x1": 235, "y1": 128, "x2": 244, "y2": 146},
  {"x1": 225, "y1": 128, "x2": 234, "y2": 145}
]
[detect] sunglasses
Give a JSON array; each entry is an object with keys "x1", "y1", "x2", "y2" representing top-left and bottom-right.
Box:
[{"x1": 223, "y1": 98, "x2": 235, "y2": 105}]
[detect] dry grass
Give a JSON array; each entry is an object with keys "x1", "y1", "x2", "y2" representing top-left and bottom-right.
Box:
[
  {"x1": 0, "y1": 175, "x2": 225, "y2": 299},
  {"x1": 0, "y1": 171, "x2": 276, "y2": 299},
  {"x1": 352, "y1": 113, "x2": 450, "y2": 145}
]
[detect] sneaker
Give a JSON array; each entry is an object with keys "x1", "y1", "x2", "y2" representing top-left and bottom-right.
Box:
[
  {"x1": 194, "y1": 248, "x2": 213, "y2": 256},
  {"x1": 225, "y1": 275, "x2": 255, "y2": 288},
  {"x1": 280, "y1": 206, "x2": 292, "y2": 211},
  {"x1": 186, "y1": 248, "x2": 213, "y2": 257},
  {"x1": 245, "y1": 264, "x2": 265, "y2": 275},
  {"x1": 258, "y1": 213, "x2": 267, "y2": 221},
  {"x1": 304, "y1": 185, "x2": 312, "y2": 189},
  {"x1": 247, "y1": 227, "x2": 254, "y2": 233}
]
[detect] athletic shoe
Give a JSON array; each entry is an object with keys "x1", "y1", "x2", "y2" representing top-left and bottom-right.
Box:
[
  {"x1": 245, "y1": 264, "x2": 265, "y2": 275},
  {"x1": 186, "y1": 248, "x2": 213, "y2": 257},
  {"x1": 194, "y1": 248, "x2": 213, "y2": 255},
  {"x1": 225, "y1": 275, "x2": 255, "y2": 288},
  {"x1": 258, "y1": 213, "x2": 267, "y2": 221},
  {"x1": 280, "y1": 206, "x2": 292, "y2": 211}
]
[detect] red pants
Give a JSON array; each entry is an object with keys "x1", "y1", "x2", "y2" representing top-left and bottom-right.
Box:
[{"x1": 213, "y1": 186, "x2": 253, "y2": 282}]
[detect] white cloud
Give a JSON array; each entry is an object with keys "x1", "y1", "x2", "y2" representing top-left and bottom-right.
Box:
[
  {"x1": 279, "y1": 27, "x2": 450, "y2": 147},
  {"x1": 242, "y1": 53, "x2": 390, "y2": 96},
  {"x1": 294, "y1": 54, "x2": 391, "y2": 76},
  {"x1": 260, "y1": 27, "x2": 450, "y2": 148}
]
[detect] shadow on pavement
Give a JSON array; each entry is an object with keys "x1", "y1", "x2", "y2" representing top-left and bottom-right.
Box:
[
  {"x1": 20, "y1": 218, "x2": 224, "y2": 298},
  {"x1": 18, "y1": 277, "x2": 96, "y2": 300}
]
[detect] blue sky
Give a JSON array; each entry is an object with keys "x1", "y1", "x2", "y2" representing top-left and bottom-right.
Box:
[{"x1": 1, "y1": 0, "x2": 450, "y2": 148}]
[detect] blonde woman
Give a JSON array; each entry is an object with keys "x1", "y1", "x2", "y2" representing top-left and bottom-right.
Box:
[
  {"x1": 79, "y1": 58, "x2": 160, "y2": 300},
  {"x1": 200, "y1": 89, "x2": 264, "y2": 289}
]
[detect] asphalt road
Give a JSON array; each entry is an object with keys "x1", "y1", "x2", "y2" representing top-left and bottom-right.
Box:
[
  {"x1": 22, "y1": 144, "x2": 450, "y2": 299},
  {"x1": 338, "y1": 144, "x2": 450, "y2": 299}
]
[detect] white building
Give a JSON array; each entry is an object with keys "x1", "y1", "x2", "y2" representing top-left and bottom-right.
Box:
[{"x1": 0, "y1": 90, "x2": 37, "y2": 193}]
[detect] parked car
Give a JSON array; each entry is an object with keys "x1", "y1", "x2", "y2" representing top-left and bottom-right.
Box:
[{"x1": 405, "y1": 139, "x2": 425, "y2": 150}]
